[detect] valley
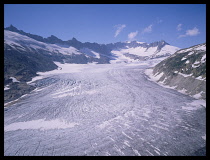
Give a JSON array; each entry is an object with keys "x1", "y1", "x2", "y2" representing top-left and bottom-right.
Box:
[{"x1": 4, "y1": 63, "x2": 206, "y2": 156}]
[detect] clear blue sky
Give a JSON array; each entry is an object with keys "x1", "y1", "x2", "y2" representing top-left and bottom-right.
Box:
[{"x1": 4, "y1": 4, "x2": 206, "y2": 48}]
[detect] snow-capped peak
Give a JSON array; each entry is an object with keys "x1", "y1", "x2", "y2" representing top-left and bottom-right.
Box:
[{"x1": 4, "y1": 30, "x2": 82, "y2": 55}]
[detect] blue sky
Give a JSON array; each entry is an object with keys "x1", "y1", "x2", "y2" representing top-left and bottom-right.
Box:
[{"x1": 4, "y1": 4, "x2": 206, "y2": 48}]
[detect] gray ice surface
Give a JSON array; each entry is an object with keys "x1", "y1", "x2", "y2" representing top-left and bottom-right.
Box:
[{"x1": 4, "y1": 64, "x2": 206, "y2": 156}]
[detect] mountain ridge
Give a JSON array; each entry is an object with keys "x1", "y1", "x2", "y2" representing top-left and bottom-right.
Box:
[
  {"x1": 145, "y1": 43, "x2": 206, "y2": 100},
  {"x1": 5, "y1": 25, "x2": 176, "y2": 55}
]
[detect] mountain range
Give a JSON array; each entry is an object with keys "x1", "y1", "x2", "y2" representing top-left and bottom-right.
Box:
[
  {"x1": 4, "y1": 25, "x2": 180, "y2": 83},
  {"x1": 6, "y1": 25, "x2": 206, "y2": 103}
]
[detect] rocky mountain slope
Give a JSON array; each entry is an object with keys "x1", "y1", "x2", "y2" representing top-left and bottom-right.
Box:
[{"x1": 145, "y1": 43, "x2": 206, "y2": 100}]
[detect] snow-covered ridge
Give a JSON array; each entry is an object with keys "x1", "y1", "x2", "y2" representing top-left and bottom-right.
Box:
[
  {"x1": 176, "y1": 43, "x2": 206, "y2": 54},
  {"x1": 4, "y1": 29, "x2": 181, "y2": 65},
  {"x1": 125, "y1": 41, "x2": 145, "y2": 44},
  {"x1": 111, "y1": 44, "x2": 179, "y2": 57},
  {"x1": 4, "y1": 30, "x2": 82, "y2": 55}
]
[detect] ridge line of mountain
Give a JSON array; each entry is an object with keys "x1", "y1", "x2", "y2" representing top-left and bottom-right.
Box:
[{"x1": 5, "y1": 25, "x2": 171, "y2": 50}]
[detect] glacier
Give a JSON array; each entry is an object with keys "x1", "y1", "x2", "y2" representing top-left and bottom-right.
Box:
[{"x1": 4, "y1": 62, "x2": 206, "y2": 156}]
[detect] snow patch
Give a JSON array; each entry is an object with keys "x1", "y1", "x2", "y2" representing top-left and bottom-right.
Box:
[
  {"x1": 201, "y1": 54, "x2": 206, "y2": 63},
  {"x1": 202, "y1": 134, "x2": 206, "y2": 141},
  {"x1": 4, "y1": 85, "x2": 10, "y2": 90},
  {"x1": 79, "y1": 48, "x2": 100, "y2": 58},
  {"x1": 10, "y1": 77, "x2": 20, "y2": 83},
  {"x1": 193, "y1": 91, "x2": 204, "y2": 99},
  {"x1": 195, "y1": 76, "x2": 206, "y2": 81},
  {"x1": 178, "y1": 73, "x2": 193, "y2": 78},
  {"x1": 188, "y1": 51, "x2": 194, "y2": 56},
  {"x1": 145, "y1": 69, "x2": 164, "y2": 82},
  {"x1": 181, "y1": 57, "x2": 187, "y2": 61},
  {"x1": 27, "y1": 62, "x2": 88, "y2": 84}
]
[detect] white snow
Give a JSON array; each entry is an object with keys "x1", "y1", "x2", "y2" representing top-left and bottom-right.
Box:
[
  {"x1": 145, "y1": 69, "x2": 164, "y2": 81},
  {"x1": 122, "y1": 131, "x2": 133, "y2": 140},
  {"x1": 188, "y1": 51, "x2": 194, "y2": 56},
  {"x1": 27, "y1": 75, "x2": 45, "y2": 84},
  {"x1": 177, "y1": 44, "x2": 206, "y2": 54},
  {"x1": 181, "y1": 57, "x2": 187, "y2": 61},
  {"x1": 192, "y1": 60, "x2": 201, "y2": 68},
  {"x1": 201, "y1": 54, "x2": 206, "y2": 63},
  {"x1": 27, "y1": 62, "x2": 88, "y2": 84},
  {"x1": 125, "y1": 62, "x2": 150, "y2": 66},
  {"x1": 195, "y1": 76, "x2": 206, "y2": 81},
  {"x1": 9, "y1": 77, "x2": 20, "y2": 83},
  {"x1": 4, "y1": 62, "x2": 206, "y2": 156},
  {"x1": 4, "y1": 119, "x2": 79, "y2": 131},
  {"x1": 133, "y1": 149, "x2": 141, "y2": 156},
  {"x1": 29, "y1": 62, "x2": 99, "y2": 85},
  {"x1": 202, "y1": 134, "x2": 206, "y2": 141},
  {"x1": 194, "y1": 61, "x2": 200, "y2": 65},
  {"x1": 110, "y1": 50, "x2": 139, "y2": 64},
  {"x1": 110, "y1": 44, "x2": 179, "y2": 58},
  {"x1": 136, "y1": 41, "x2": 145, "y2": 44},
  {"x1": 185, "y1": 60, "x2": 190, "y2": 64},
  {"x1": 124, "y1": 140, "x2": 131, "y2": 147},
  {"x1": 4, "y1": 30, "x2": 82, "y2": 56},
  {"x1": 193, "y1": 91, "x2": 204, "y2": 99},
  {"x1": 156, "y1": 45, "x2": 180, "y2": 56},
  {"x1": 52, "y1": 88, "x2": 98, "y2": 98},
  {"x1": 4, "y1": 87, "x2": 10, "y2": 90},
  {"x1": 178, "y1": 73, "x2": 193, "y2": 78},
  {"x1": 196, "y1": 45, "x2": 206, "y2": 51},
  {"x1": 178, "y1": 88, "x2": 188, "y2": 94},
  {"x1": 79, "y1": 48, "x2": 100, "y2": 58},
  {"x1": 177, "y1": 48, "x2": 193, "y2": 54},
  {"x1": 182, "y1": 99, "x2": 206, "y2": 110},
  {"x1": 4, "y1": 94, "x2": 28, "y2": 107},
  {"x1": 4, "y1": 85, "x2": 10, "y2": 90},
  {"x1": 97, "y1": 120, "x2": 110, "y2": 129}
]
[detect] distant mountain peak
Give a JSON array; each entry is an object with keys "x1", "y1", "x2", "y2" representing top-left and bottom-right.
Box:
[
  {"x1": 47, "y1": 35, "x2": 61, "y2": 40},
  {"x1": 160, "y1": 40, "x2": 169, "y2": 45},
  {"x1": 9, "y1": 24, "x2": 16, "y2": 28},
  {"x1": 5, "y1": 24, "x2": 19, "y2": 32},
  {"x1": 72, "y1": 37, "x2": 78, "y2": 41}
]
